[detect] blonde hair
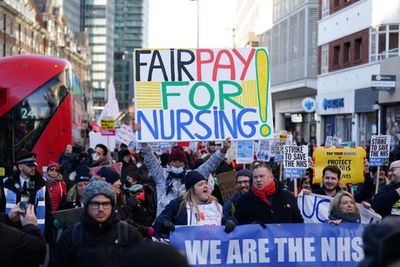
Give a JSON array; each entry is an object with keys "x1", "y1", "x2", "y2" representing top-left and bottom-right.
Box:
[
  {"x1": 329, "y1": 191, "x2": 359, "y2": 214},
  {"x1": 179, "y1": 187, "x2": 222, "y2": 222}
]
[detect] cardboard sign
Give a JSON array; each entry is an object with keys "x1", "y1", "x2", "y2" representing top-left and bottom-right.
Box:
[
  {"x1": 313, "y1": 147, "x2": 366, "y2": 184},
  {"x1": 369, "y1": 135, "x2": 391, "y2": 166},
  {"x1": 134, "y1": 48, "x2": 274, "y2": 142},
  {"x1": 216, "y1": 171, "x2": 237, "y2": 203},
  {"x1": 236, "y1": 141, "x2": 254, "y2": 164},
  {"x1": 270, "y1": 141, "x2": 284, "y2": 162},
  {"x1": 283, "y1": 145, "x2": 308, "y2": 179}
]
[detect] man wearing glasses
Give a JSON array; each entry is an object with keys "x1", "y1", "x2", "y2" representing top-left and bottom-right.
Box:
[
  {"x1": 371, "y1": 160, "x2": 400, "y2": 217},
  {"x1": 0, "y1": 149, "x2": 49, "y2": 234},
  {"x1": 223, "y1": 169, "x2": 252, "y2": 222},
  {"x1": 55, "y1": 180, "x2": 142, "y2": 266}
]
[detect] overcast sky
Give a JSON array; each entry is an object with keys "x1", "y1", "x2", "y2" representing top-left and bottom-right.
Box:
[{"x1": 148, "y1": 0, "x2": 234, "y2": 48}]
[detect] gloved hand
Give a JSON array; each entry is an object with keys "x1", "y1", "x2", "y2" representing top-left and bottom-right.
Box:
[
  {"x1": 251, "y1": 220, "x2": 267, "y2": 229},
  {"x1": 162, "y1": 221, "x2": 175, "y2": 233},
  {"x1": 224, "y1": 220, "x2": 236, "y2": 233}
]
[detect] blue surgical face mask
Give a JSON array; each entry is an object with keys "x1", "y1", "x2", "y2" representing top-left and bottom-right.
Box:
[{"x1": 170, "y1": 166, "x2": 184, "y2": 174}]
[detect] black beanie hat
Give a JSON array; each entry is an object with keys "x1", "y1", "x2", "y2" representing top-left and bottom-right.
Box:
[
  {"x1": 75, "y1": 165, "x2": 91, "y2": 183},
  {"x1": 97, "y1": 167, "x2": 120, "y2": 185},
  {"x1": 185, "y1": 171, "x2": 207, "y2": 190}
]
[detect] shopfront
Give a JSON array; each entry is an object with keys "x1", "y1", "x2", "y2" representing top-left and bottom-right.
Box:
[{"x1": 317, "y1": 91, "x2": 355, "y2": 144}]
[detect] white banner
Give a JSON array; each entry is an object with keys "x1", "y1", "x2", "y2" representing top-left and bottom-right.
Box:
[{"x1": 297, "y1": 193, "x2": 381, "y2": 224}]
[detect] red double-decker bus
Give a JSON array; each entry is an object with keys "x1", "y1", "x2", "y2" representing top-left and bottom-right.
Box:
[{"x1": 0, "y1": 55, "x2": 87, "y2": 173}]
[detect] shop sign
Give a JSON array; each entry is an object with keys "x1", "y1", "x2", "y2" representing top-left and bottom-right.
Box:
[
  {"x1": 371, "y1": 75, "x2": 396, "y2": 91},
  {"x1": 301, "y1": 97, "x2": 316, "y2": 112},
  {"x1": 322, "y1": 98, "x2": 344, "y2": 110}
]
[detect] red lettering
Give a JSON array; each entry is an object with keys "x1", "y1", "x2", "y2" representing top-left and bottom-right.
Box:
[
  {"x1": 212, "y1": 49, "x2": 236, "y2": 81},
  {"x1": 233, "y1": 48, "x2": 255, "y2": 80},
  {"x1": 196, "y1": 49, "x2": 214, "y2": 81}
]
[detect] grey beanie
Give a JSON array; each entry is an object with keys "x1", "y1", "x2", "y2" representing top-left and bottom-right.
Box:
[{"x1": 83, "y1": 180, "x2": 116, "y2": 208}]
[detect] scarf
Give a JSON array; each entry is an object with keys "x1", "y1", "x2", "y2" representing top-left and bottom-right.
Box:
[
  {"x1": 329, "y1": 211, "x2": 361, "y2": 223},
  {"x1": 45, "y1": 173, "x2": 64, "y2": 186},
  {"x1": 251, "y1": 180, "x2": 276, "y2": 207},
  {"x1": 165, "y1": 171, "x2": 185, "y2": 195}
]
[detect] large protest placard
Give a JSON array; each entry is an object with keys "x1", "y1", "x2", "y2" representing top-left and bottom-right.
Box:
[
  {"x1": 236, "y1": 141, "x2": 254, "y2": 164},
  {"x1": 283, "y1": 145, "x2": 308, "y2": 179},
  {"x1": 298, "y1": 193, "x2": 381, "y2": 224},
  {"x1": 134, "y1": 48, "x2": 274, "y2": 142},
  {"x1": 171, "y1": 224, "x2": 366, "y2": 267},
  {"x1": 369, "y1": 135, "x2": 391, "y2": 166},
  {"x1": 313, "y1": 147, "x2": 366, "y2": 184}
]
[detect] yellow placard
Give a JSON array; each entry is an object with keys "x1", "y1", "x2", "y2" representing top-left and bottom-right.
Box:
[
  {"x1": 313, "y1": 147, "x2": 366, "y2": 185},
  {"x1": 0, "y1": 167, "x2": 4, "y2": 176},
  {"x1": 101, "y1": 120, "x2": 115, "y2": 130}
]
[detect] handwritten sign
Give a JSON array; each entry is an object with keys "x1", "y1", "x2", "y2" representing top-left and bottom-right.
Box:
[{"x1": 134, "y1": 48, "x2": 274, "y2": 142}]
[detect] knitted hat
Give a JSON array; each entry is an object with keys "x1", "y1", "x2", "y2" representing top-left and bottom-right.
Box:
[
  {"x1": 97, "y1": 167, "x2": 120, "y2": 185},
  {"x1": 48, "y1": 161, "x2": 60, "y2": 171},
  {"x1": 185, "y1": 171, "x2": 207, "y2": 190},
  {"x1": 236, "y1": 169, "x2": 253, "y2": 180},
  {"x1": 169, "y1": 146, "x2": 187, "y2": 163},
  {"x1": 75, "y1": 165, "x2": 91, "y2": 183},
  {"x1": 83, "y1": 180, "x2": 116, "y2": 208}
]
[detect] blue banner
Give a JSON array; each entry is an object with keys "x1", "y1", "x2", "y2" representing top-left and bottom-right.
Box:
[{"x1": 170, "y1": 223, "x2": 366, "y2": 267}]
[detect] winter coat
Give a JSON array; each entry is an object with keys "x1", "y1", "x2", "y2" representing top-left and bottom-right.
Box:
[
  {"x1": 0, "y1": 172, "x2": 54, "y2": 242},
  {"x1": 55, "y1": 213, "x2": 143, "y2": 267},
  {"x1": 223, "y1": 191, "x2": 242, "y2": 222},
  {"x1": 154, "y1": 196, "x2": 223, "y2": 236},
  {"x1": 0, "y1": 213, "x2": 46, "y2": 267},
  {"x1": 234, "y1": 181, "x2": 304, "y2": 224},
  {"x1": 141, "y1": 143, "x2": 226, "y2": 216},
  {"x1": 371, "y1": 183, "x2": 400, "y2": 217}
]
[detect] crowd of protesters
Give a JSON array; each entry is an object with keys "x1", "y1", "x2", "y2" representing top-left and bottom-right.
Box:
[{"x1": 1, "y1": 136, "x2": 400, "y2": 267}]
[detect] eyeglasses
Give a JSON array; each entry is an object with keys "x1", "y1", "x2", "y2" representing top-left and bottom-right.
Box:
[
  {"x1": 237, "y1": 180, "x2": 250, "y2": 184},
  {"x1": 25, "y1": 163, "x2": 36, "y2": 168},
  {"x1": 388, "y1": 166, "x2": 400, "y2": 172},
  {"x1": 88, "y1": 201, "x2": 112, "y2": 209},
  {"x1": 48, "y1": 168, "x2": 58, "y2": 172}
]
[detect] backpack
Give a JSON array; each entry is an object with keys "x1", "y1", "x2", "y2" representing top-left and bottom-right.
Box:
[{"x1": 72, "y1": 220, "x2": 129, "y2": 246}]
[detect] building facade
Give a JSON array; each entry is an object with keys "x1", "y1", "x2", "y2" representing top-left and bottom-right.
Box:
[
  {"x1": 82, "y1": 0, "x2": 115, "y2": 117},
  {"x1": 317, "y1": 0, "x2": 400, "y2": 146},
  {"x1": 114, "y1": 0, "x2": 148, "y2": 121},
  {"x1": 260, "y1": 0, "x2": 319, "y2": 145}
]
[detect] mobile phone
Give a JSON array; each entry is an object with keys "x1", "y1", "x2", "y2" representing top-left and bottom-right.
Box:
[{"x1": 20, "y1": 194, "x2": 29, "y2": 216}]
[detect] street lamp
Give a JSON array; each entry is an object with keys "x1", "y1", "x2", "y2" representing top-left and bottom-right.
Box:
[{"x1": 191, "y1": 0, "x2": 200, "y2": 48}]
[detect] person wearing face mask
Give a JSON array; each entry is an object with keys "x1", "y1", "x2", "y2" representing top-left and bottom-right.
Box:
[
  {"x1": 140, "y1": 138, "x2": 231, "y2": 217},
  {"x1": 91, "y1": 144, "x2": 111, "y2": 167}
]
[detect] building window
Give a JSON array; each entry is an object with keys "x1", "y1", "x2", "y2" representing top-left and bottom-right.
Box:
[
  {"x1": 354, "y1": 38, "x2": 362, "y2": 61},
  {"x1": 370, "y1": 24, "x2": 400, "y2": 61},
  {"x1": 333, "y1": 45, "x2": 340, "y2": 66},
  {"x1": 334, "y1": 0, "x2": 340, "y2": 7},
  {"x1": 322, "y1": 0, "x2": 329, "y2": 18},
  {"x1": 343, "y1": 42, "x2": 351, "y2": 64},
  {"x1": 321, "y1": 44, "x2": 329, "y2": 73}
]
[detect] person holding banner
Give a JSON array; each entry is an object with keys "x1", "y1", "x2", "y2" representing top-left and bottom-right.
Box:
[
  {"x1": 371, "y1": 160, "x2": 400, "y2": 217},
  {"x1": 234, "y1": 162, "x2": 303, "y2": 225},
  {"x1": 328, "y1": 191, "x2": 361, "y2": 224},
  {"x1": 154, "y1": 171, "x2": 235, "y2": 237},
  {"x1": 140, "y1": 137, "x2": 231, "y2": 217}
]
